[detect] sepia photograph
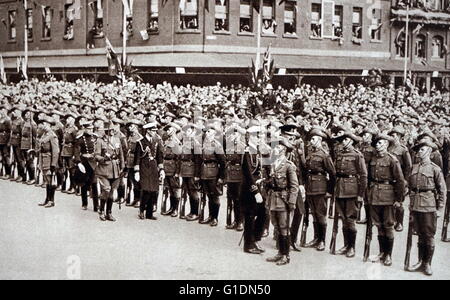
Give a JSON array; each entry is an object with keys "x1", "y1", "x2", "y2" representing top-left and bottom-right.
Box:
[{"x1": 0, "y1": 0, "x2": 449, "y2": 284}]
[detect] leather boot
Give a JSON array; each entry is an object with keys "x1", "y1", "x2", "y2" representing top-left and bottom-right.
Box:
[
  {"x1": 171, "y1": 198, "x2": 179, "y2": 217},
  {"x1": 383, "y1": 238, "x2": 393, "y2": 266},
  {"x1": 423, "y1": 245, "x2": 434, "y2": 276},
  {"x1": 39, "y1": 186, "x2": 50, "y2": 206},
  {"x1": 370, "y1": 236, "x2": 386, "y2": 263},
  {"x1": 45, "y1": 187, "x2": 56, "y2": 208},
  {"x1": 267, "y1": 235, "x2": 283, "y2": 263},
  {"x1": 99, "y1": 211, "x2": 106, "y2": 221},
  {"x1": 305, "y1": 222, "x2": 320, "y2": 248},
  {"x1": 276, "y1": 236, "x2": 290, "y2": 266},
  {"x1": 407, "y1": 243, "x2": 425, "y2": 272},
  {"x1": 395, "y1": 208, "x2": 404, "y2": 232},
  {"x1": 162, "y1": 197, "x2": 174, "y2": 215},
  {"x1": 346, "y1": 231, "x2": 356, "y2": 258},
  {"x1": 106, "y1": 198, "x2": 115, "y2": 221},
  {"x1": 316, "y1": 224, "x2": 326, "y2": 251},
  {"x1": 336, "y1": 229, "x2": 349, "y2": 255}
]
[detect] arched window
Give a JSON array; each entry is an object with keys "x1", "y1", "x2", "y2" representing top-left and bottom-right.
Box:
[
  {"x1": 432, "y1": 36, "x2": 444, "y2": 58},
  {"x1": 415, "y1": 34, "x2": 426, "y2": 58}
]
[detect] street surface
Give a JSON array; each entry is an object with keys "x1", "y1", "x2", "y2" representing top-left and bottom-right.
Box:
[{"x1": 0, "y1": 179, "x2": 449, "y2": 280}]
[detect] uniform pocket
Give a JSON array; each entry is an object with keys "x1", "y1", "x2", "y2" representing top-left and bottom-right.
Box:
[
  {"x1": 309, "y1": 174, "x2": 327, "y2": 193},
  {"x1": 343, "y1": 177, "x2": 358, "y2": 196},
  {"x1": 180, "y1": 161, "x2": 195, "y2": 177},
  {"x1": 164, "y1": 160, "x2": 177, "y2": 176},
  {"x1": 378, "y1": 184, "x2": 395, "y2": 204}
]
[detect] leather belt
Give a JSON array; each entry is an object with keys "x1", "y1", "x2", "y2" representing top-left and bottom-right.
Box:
[
  {"x1": 411, "y1": 188, "x2": 434, "y2": 193},
  {"x1": 372, "y1": 179, "x2": 396, "y2": 185},
  {"x1": 337, "y1": 173, "x2": 356, "y2": 178},
  {"x1": 271, "y1": 187, "x2": 288, "y2": 192},
  {"x1": 308, "y1": 171, "x2": 326, "y2": 176}
]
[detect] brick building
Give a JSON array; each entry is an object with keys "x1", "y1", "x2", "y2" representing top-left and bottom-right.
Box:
[{"x1": 0, "y1": 0, "x2": 449, "y2": 89}]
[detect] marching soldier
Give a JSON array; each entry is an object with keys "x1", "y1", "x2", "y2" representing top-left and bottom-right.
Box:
[
  {"x1": 197, "y1": 123, "x2": 226, "y2": 227},
  {"x1": 125, "y1": 119, "x2": 143, "y2": 207},
  {"x1": 94, "y1": 121, "x2": 125, "y2": 222},
  {"x1": 134, "y1": 122, "x2": 165, "y2": 220},
  {"x1": 37, "y1": 116, "x2": 60, "y2": 208},
  {"x1": 333, "y1": 131, "x2": 367, "y2": 258},
  {"x1": 20, "y1": 108, "x2": 37, "y2": 185},
  {"x1": 367, "y1": 133, "x2": 405, "y2": 266},
  {"x1": 60, "y1": 112, "x2": 78, "y2": 194},
  {"x1": 0, "y1": 106, "x2": 11, "y2": 178},
  {"x1": 224, "y1": 124, "x2": 246, "y2": 231},
  {"x1": 388, "y1": 126, "x2": 412, "y2": 232},
  {"x1": 265, "y1": 138, "x2": 299, "y2": 265},
  {"x1": 73, "y1": 119, "x2": 99, "y2": 212},
  {"x1": 406, "y1": 139, "x2": 446, "y2": 276},
  {"x1": 161, "y1": 122, "x2": 182, "y2": 217},
  {"x1": 304, "y1": 126, "x2": 336, "y2": 251}
]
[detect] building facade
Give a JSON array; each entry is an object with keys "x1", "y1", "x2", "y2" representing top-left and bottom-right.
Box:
[{"x1": 0, "y1": 0, "x2": 449, "y2": 89}]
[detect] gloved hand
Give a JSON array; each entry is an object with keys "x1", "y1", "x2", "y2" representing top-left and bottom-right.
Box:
[
  {"x1": 159, "y1": 170, "x2": 165, "y2": 181},
  {"x1": 78, "y1": 163, "x2": 86, "y2": 174},
  {"x1": 135, "y1": 172, "x2": 140, "y2": 182},
  {"x1": 255, "y1": 193, "x2": 264, "y2": 204},
  {"x1": 393, "y1": 201, "x2": 402, "y2": 208},
  {"x1": 299, "y1": 185, "x2": 306, "y2": 200},
  {"x1": 217, "y1": 178, "x2": 223, "y2": 185}
]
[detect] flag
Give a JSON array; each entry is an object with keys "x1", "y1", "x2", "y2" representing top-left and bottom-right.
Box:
[
  {"x1": 0, "y1": 55, "x2": 6, "y2": 84},
  {"x1": 252, "y1": 0, "x2": 261, "y2": 13},
  {"x1": 122, "y1": 0, "x2": 133, "y2": 17},
  {"x1": 262, "y1": 44, "x2": 273, "y2": 82},
  {"x1": 45, "y1": 67, "x2": 51, "y2": 74},
  {"x1": 412, "y1": 23, "x2": 423, "y2": 35},
  {"x1": 394, "y1": 26, "x2": 405, "y2": 47},
  {"x1": 140, "y1": 30, "x2": 149, "y2": 40},
  {"x1": 105, "y1": 38, "x2": 122, "y2": 76},
  {"x1": 17, "y1": 57, "x2": 20, "y2": 73},
  {"x1": 19, "y1": 57, "x2": 27, "y2": 81},
  {"x1": 41, "y1": 5, "x2": 46, "y2": 18}
]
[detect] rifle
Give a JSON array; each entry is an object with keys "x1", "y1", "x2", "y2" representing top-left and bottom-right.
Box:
[
  {"x1": 404, "y1": 213, "x2": 415, "y2": 270},
  {"x1": 161, "y1": 184, "x2": 169, "y2": 214},
  {"x1": 0, "y1": 152, "x2": 4, "y2": 177},
  {"x1": 442, "y1": 198, "x2": 450, "y2": 242},
  {"x1": 126, "y1": 175, "x2": 133, "y2": 205},
  {"x1": 226, "y1": 192, "x2": 233, "y2": 227},
  {"x1": 299, "y1": 198, "x2": 310, "y2": 247},
  {"x1": 328, "y1": 196, "x2": 334, "y2": 218},
  {"x1": 329, "y1": 198, "x2": 339, "y2": 255},
  {"x1": 198, "y1": 182, "x2": 207, "y2": 223},
  {"x1": 363, "y1": 204, "x2": 372, "y2": 262},
  {"x1": 179, "y1": 184, "x2": 187, "y2": 219}
]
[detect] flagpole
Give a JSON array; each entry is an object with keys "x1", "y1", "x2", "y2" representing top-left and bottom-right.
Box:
[
  {"x1": 255, "y1": 0, "x2": 262, "y2": 74},
  {"x1": 122, "y1": 1, "x2": 127, "y2": 85},
  {"x1": 24, "y1": 0, "x2": 28, "y2": 81},
  {"x1": 403, "y1": 3, "x2": 409, "y2": 84}
]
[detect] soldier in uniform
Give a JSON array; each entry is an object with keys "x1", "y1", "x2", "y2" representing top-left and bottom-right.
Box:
[
  {"x1": 367, "y1": 133, "x2": 405, "y2": 266},
  {"x1": 20, "y1": 108, "x2": 37, "y2": 184},
  {"x1": 95, "y1": 121, "x2": 125, "y2": 222},
  {"x1": 60, "y1": 112, "x2": 78, "y2": 194},
  {"x1": 0, "y1": 107, "x2": 11, "y2": 178},
  {"x1": 224, "y1": 124, "x2": 246, "y2": 230},
  {"x1": 388, "y1": 126, "x2": 412, "y2": 232},
  {"x1": 406, "y1": 139, "x2": 446, "y2": 276},
  {"x1": 265, "y1": 138, "x2": 299, "y2": 265},
  {"x1": 333, "y1": 131, "x2": 367, "y2": 258},
  {"x1": 37, "y1": 116, "x2": 60, "y2": 208},
  {"x1": 304, "y1": 126, "x2": 336, "y2": 251},
  {"x1": 9, "y1": 107, "x2": 23, "y2": 181},
  {"x1": 125, "y1": 119, "x2": 143, "y2": 207},
  {"x1": 357, "y1": 127, "x2": 377, "y2": 224},
  {"x1": 197, "y1": 123, "x2": 226, "y2": 227},
  {"x1": 73, "y1": 119, "x2": 99, "y2": 211},
  {"x1": 161, "y1": 122, "x2": 182, "y2": 217},
  {"x1": 134, "y1": 122, "x2": 165, "y2": 220}
]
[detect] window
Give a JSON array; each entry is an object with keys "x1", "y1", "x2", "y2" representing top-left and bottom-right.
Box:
[
  {"x1": 432, "y1": 36, "x2": 444, "y2": 58},
  {"x1": 64, "y1": 4, "x2": 75, "y2": 40},
  {"x1": 239, "y1": 0, "x2": 252, "y2": 33},
  {"x1": 148, "y1": 0, "x2": 159, "y2": 33},
  {"x1": 26, "y1": 9, "x2": 33, "y2": 40},
  {"x1": 8, "y1": 10, "x2": 16, "y2": 40},
  {"x1": 89, "y1": 0, "x2": 104, "y2": 38},
  {"x1": 180, "y1": 0, "x2": 199, "y2": 30},
  {"x1": 42, "y1": 7, "x2": 52, "y2": 39},
  {"x1": 333, "y1": 5, "x2": 343, "y2": 38},
  {"x1": 262, "y1": 0, "x2": 276, "y2": 34},
  {"x1": 311, "y1": 3, "x2": 321, "y2": 38},
  {"x1": 352, "y1": 7, "x2": 362, "y2": 43},
  {"x1": 415, "y1": 34, "x2": 426, "y2": 58},
  {"x1": 215, "y1": 0, "x2": 229, "y2": 31},
  {"x1": 122, "y1": 0, "x2": 134, "y2": 38},
  {"x1": 395, "y1": 32, "x2": 406, "y2": 57},
  {"x1": 370, "y1": 8, "x2": 382, "y2": 41},
  {"x1": 283, "y1": 0, "x2": 296, "y2": 35}
]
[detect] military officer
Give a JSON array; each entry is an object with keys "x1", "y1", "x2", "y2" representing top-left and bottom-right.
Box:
[
  {"x1": 367, "y1": 133, "x2": 405, "y2": 266},
  {"x1": 388, "y1": 126, "x2": 412, "y2": 232},
  {"x1": 333, "y1": 130, "x2": 367, "y2": 258},
  {"x1": 37, "y1": 116, "x2": 60, "y2": 208},
  {"x1": 73, "y1": 119, "x2": 99, "y2": 211},
  {"x1": 265, "y1": 138, "x2": 299, "y2": 265},
  {"x1": 125, "y1": 119, "x2": 143, "y2": 207},
  {"x1": 95, "y1": 121, "x2": 125, "y2": 222},
  {"x1": 0, "y1": 107, "x2": 11, "y2": 179},
  {"x1": 197, "y1": 123, "x2": 226, "y2": 227},
  {"x1": 134, "y1": 122, "x2": 165, "y2": 220},
  {"x1": 304, "y1": 126, "x2": 336, "y2": 251},
  {"x1": 161, "y1": 122, "x2": 182, "y2": 217},
  {"x1": 60, "y1": 112, "x2": 78, "y2": 194},
  {"x1": 20, "y1": 108, "x2": 37, "y2": 184},
  {"x1": 406, "y1": 139, "x2": 446, "y2": 276}
]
